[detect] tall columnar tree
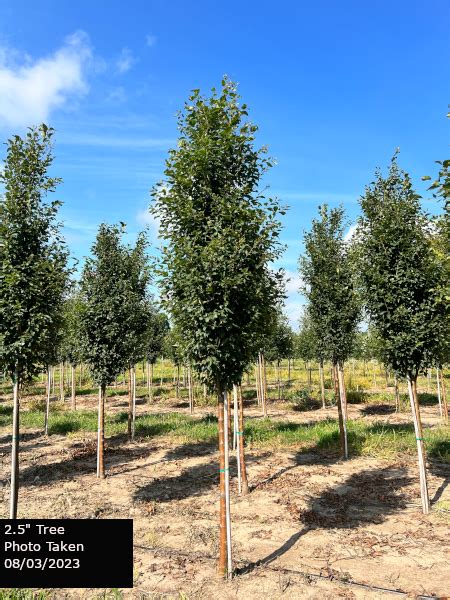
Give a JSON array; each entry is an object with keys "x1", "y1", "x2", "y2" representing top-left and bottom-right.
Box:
[
  {"x1": 0, "y1": 125, "x2": 69, "y2": 518},
  {"x1": 357, "y1": 155, "x2": 447, "y2": 513},
  {"x1": 299, "y1": 205, "x2": 360, "y2": 458},
  {"x1": 152, "y1": 78, "x2": 284, "y2": 577},
  {"x1": 143, "y1": 307, "x2": 169, "y2": 401},
  {"x1": 81, "y1": 224, "x2": 134, "y2": 478},
  {"x1": 121, "y1": 232, "x2": 151, "y2": 440}
]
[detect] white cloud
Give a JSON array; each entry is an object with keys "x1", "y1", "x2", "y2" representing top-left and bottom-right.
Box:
[
  {"x1": 146, "y1": 34, "x2": 157, "y2": 47},
  {"x1": 136, "y1": 208, "x2": 160, "y2": 239},
  {"x1": 0, "y1": 31, "x2": 92, "y2": 128},
  {"x1": 116, "y1": 48, "x2": 135, "y2": 74},
  {"x1": 284, "y1": 270, "x2": 303, "y2": 293},
  {"x1": 284, "y1": 300, "x2": 306, "y2": 330},
  {"x1": 344, "y1": 224, "x2": 357, "y2": 242}
]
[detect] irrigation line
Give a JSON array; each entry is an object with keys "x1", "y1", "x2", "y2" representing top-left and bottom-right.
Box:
[{"x1": 133, "y1": 544, "x2": 423, "y2": 597}]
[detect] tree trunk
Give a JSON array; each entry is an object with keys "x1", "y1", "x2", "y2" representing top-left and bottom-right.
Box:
[
  {"x1": 440, "y1": 368, "x2": 448, "y2": 423},
  {"x1": 407, "y1": 375, "x2": 429, "y2": 514},
  {"x1": 127, "y1": 367, "x2": 132, "y2": 440},
  {"x1": 335, "y1": 363, "x2": 347, "y2": 459},
  {"x1": 97, "y1": 384, "x2": 106, "y2": 479},
  {"x1": 288, "y1": 358, "x2": 291, "y2": 385},
  {"x1": 255, "y1": 364, "x2": 260, "y2": 406},
  {"x1": 44, "y1": 367, "x2": 51, "y2": 435},
  {"x1": 436, "y1": 367, "x2": 443, "y2": 418},
  {"x1": 217, "y1": 389, "x2": 231, "y2": 578},
  {"x1": 131, "y1": 366, "x2": 136, "y2": 441},
  {"x1": 319, "y1": 361, "x2": 326, "y2": 409},
  {"x1": 59, "y1": 362, "x2": 64, "y2": 402},
  {"x1": 71, "y1": 365, "x2": 76, "y2": 410},
  {"x1": 237, "y1": 384, "x2": 249, "y2": 495},
  {"x1": 10, "y1": 369, "x2": 20, "y2": 519},
  {"x1": 394, "y1": 375, "x2": 400, "y2": 412},
  {"x1": 176, "y1": 364, "x2": 180, "y2": 399},
  {"x1": 223, "y1": 390, "x2": 232, "y2": 577},
  {"x1": 188, "y1": 366, "x2": 194, "y2": 414},
  {"x1": 338, "y1": 363, "x2": 348, "y2": 420},
  {"x1": 277, "y1": 359, "x2": 281, "y2": 401}
]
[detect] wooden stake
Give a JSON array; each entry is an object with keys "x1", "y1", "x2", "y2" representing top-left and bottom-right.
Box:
[
  {"x1": 131, "y1": 366, "x2": 136, "y2": 441},
  {"x1": 337, "y1": 364, "x2": 348, "y2": 459},
  {"x1": 71, "y1": 364, "x2": 76, "y2": 410},
  {"x1": 237, "y1": 384, "x2": 249, "y2": 495},
  {"x1": 319, "y1": 361, "x2": 326, "y2": 409},
  {"x1": 436, "y1": 368, "x2": 443, "y2": 419},
  {"x1": 127, "y1": 367, "x2": 132, "y2": 440},
  {"x1": 233, "y1": 386, "x2": 240, "y2": 490}
]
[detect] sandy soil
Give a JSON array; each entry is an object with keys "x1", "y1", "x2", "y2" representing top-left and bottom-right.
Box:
[{"x1": 0, "y1": 395, "x2": 449, "y2": 599}]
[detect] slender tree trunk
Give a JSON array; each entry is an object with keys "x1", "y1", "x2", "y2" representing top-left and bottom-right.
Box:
[
  {"x1": 147, "y1": 361, "x2": 150, "y2": 401},
  {"x1": 332, "y1": 364, "x2": 339, "y2": 405},
  {"x1": 217, "y1": 389, "x2": 229, "y2": 578},
  {"x1": 237, "y1": 384, "x2": 249, "y2": 495},
  {"x1": 176, "y1": 364, "x2": 180, "y2": 399},
  {"x1": 407, "y1": 375, "x2": 429, "y2": 514},
  {"x1": 426, "y1": 369, "x2": 431, "y2": 393},
  {"x1": 97, "y1": 384, "x2": 106, "y2": 479},
  {"x1": 44, "y1": 367, "x2": 51, "y2": 435},
  {"x1": 255, "y1": 364, "x2": 260, "y2": 406},
  {"x1": 436, "y1": 367, "x2": 443, "y2": 418},
  {"x1": 334, "y1": 363, "x2": 347, "y2": 459},
  {"x1": 319, "y1": 361, "x2": 326, "y2": 409},
  {"x1": 131, "y1": 366, "x2": 136, "y2": 440},
  {"x1": 127, "y1": 367, "x2": 132, "y2": 440},
  {"x1": 223, "y1": 390, "x2": 232, "y2": 577},
  {"x1": 10, "y1": 369, "x2": 20, "y2": 519},
  {"x1": 394, "y1": 375, "x2": 400, "y2": 412},
  {"x1": 277, "y1": 359, "x2": 281, "y2": 401},
  {"x1": 71, "y1": 365, "x2": 76, "y2": 410},
  {"x1": 339, "y1": 363, "x2": 348, "y2": 420},
  {"x1": 440, "y1": 368, "x2": 448, "y2": 423},
  {"x1": 59, "y1": 362, "x2": 64, "y2": 402},
  {"x1": 288, "y1": 358, "x2": 291, "y2": 385},
  {"x1": 52, "y1": 366, "x2": 55, "y2": 395},
  {"x1": 188, "y1": 366, "x2": 194, "y2": 414}
]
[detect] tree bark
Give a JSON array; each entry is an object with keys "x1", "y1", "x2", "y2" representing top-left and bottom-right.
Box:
[
  {"x1": 131, "y1": 366, "x2": 136, "y2": 441},
  {"x1": 277, "y1": 359, "x2": 281, "y2": 401},
  {"x1": 335, "y1": 363, "x2": 347, "y2": 459},
  {"x1": 407, "y1": 375, "x2": 429, "y2": 514},
  {"x1": 10, "y1": 369, "x2": 20, "y2": 519},
  {"x1": 71, "y1": 365, "x2": 76, "y2": 410},
  {"x1": 59, "y1": 362, "x2": 64, "y2": 402},
  {"x1": 223, "y1": 390, "x2": 232, "y2": 577},
  {"x1": 319, "y1": 361, "x2": 326, "y2": 409},
  {"x1": 394, "y1": 375, "x2": 400, "y2": 412},
  {"x1": 338, "y1": 363, "x2": 348, "y2": 420},
  {"x1": 97, "y1": 384, "x2": 106, "y2": 478},
  {"x1": 217, "y1": 389, "x2": 228, "y2": 578},
  {"x1": 44, "y1": 367, "x2": 51, "y2": 435},
  {"x1": 127, "y1": 367, "x2": 132, "y2": 440},
  {"x1": 440, "y1": 368, "x2": 448, "y2": 423},
  {"x1": 237, "y1": 384, "x2": 249, "y2": 495}
]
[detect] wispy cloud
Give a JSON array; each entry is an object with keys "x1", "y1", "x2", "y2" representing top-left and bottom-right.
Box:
[
  {"x1": 0, "y1": 31, "x2": 92, "y2": 128},
  {"x1": 146, "y1": 34, "x2": 157, "y2": 47},
  {"x1": 284, "y1": 270, "x2": 303, "y2": 293},
  {"x1": 58, "y1": 133, "x2": 174, "y2": 149},
  {"x1": 136, "y1": 207, "x2": 160, "y2": 240},
  {"x1": 344, "y1": 223, "x2": 357, "y2": 242},
  {"x1": 116, "y1": 47, "x2": 136, "y2": 74}
]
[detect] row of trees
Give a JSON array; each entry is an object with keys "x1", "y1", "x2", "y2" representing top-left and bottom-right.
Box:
[
  {"x1": 298, "y1": 155, "x2": 449, "y2": 515},
  {"x1": 1, "y1": 81, "x2": 448, "y2": 577}
]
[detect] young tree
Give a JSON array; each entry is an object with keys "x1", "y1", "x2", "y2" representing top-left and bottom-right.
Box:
[
  {"x1": 358, "y1": 155, "x2": 447, "y2": 513},
  {"x1": 152, "y1": 78, "x2": 284, "y2": 577},
  {"x1": 143, "y1": 307, "x2": 169, "y2": 402},
  {"x1": 60, "y1": 291, "x2": 85, "y2": 410},
  {"x1": 0, "y1": 125, "x2": 69, "y2": 518},
  {"x1": 299, "y1": 205, "x2": 360, "y2": 458},
  {"x1": 81, "y1": 224, "x2": 135, "y2": 478}
]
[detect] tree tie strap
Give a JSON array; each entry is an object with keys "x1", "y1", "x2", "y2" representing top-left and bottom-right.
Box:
[
  {"x1": 219, "y1": 468, "x2": 229, "y2": 473},
  {"x1": 416, "y1": 437, "x2": 424, "y2": 441},
  {"x1": 235, "y1": 431, "x2": 243, "y2": 435}
]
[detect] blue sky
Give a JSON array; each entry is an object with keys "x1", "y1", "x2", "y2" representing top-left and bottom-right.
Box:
[{"x1": 0, "y1": 0, "x2": 449, "y2": 327}]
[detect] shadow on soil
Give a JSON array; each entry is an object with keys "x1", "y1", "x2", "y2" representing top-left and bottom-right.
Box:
[{"x1": 237, "y1": 465, "x2": 413, "y2": 575}]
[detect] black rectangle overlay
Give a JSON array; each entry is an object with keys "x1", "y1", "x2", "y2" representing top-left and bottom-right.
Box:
[{"x1": 0, "y1": 519, "x2": 133, "y2": 588}]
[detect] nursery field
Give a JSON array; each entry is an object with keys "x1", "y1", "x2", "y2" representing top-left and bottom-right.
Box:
[{"x1": 0, "y1": 362, "x2": 449, "y2": 600}]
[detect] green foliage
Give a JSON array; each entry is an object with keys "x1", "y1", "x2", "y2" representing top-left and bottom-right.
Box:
[
  {"x1": 144, "y1": 308, "x2": 169, "y2": 364},
  {"x1": 152, "y1": 78, "x2": 284, "y2": 392},
  {"x1": 358, "y1": 156, "x2": 447, "y2": 378},
  {"x1": 351, "y1": 327, "x2": 384, "y2": 363},
  {"x1": 294, "y1": 309, "x2": 319, "y2": 362},
  {"x1": 81, "y1": 224, "x2": 142, "y2": 386},
  {"x1": 57, "y1": 290, "x2": 85, "y2": 366},
  {"x1": 0, "y1": 125, "x2": 69, "y2": 383},
  {"x1": 263, "y1": 311, "x2": 294, "y2": 361},
  {"x1": 299, "y1": 204, "x2": 360, "y2": 365}
]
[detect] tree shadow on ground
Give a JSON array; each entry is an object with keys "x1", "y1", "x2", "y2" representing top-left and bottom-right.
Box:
[
  {"x1": 18, "y1": 435, "x2": 152, "y2": 487},
  {"x1": 0, "y1": 430, "x2": 44, "y2": 452},
  {"x1": 237, "y1": 466, "x2": 412, "y2": 575},
  {"x1": 361, "y1": 404, "x2": 396, "y2": 416},
  {"x1": 429, "y1": 455, "x2": 450, "y2": 505},
  {"x1": 418, "y1": 393, "x2": 439, "y2": 406}
]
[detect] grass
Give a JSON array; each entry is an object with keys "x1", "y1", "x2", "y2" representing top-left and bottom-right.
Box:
[
  {"x1": 0, "y1": 592, "x2": 51, "y2": 600},
  {"x1": 0, "y1": 403, "x2": 448, "y2": 462}
]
